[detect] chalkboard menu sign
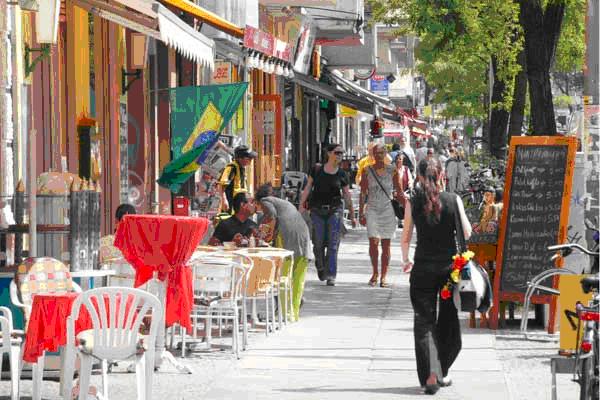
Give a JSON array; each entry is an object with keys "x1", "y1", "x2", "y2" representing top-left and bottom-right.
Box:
[
  {"x1": 490, "y1": 136, "x2": 577, "y2": 331},
  {"x1": 500, "y1": 145, "x2": 568, "y2": 292}
]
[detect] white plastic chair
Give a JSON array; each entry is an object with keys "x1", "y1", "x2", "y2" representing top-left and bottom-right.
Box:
[
  {"x1": 188, "y1": 256, "x2": 247, "y2": 359},
  {"x1": 0, "y1": 306, "x2": 22, "y2": 400},
  {"x1": 62, "y1": 287, "x2": 163, "y2": 400}
]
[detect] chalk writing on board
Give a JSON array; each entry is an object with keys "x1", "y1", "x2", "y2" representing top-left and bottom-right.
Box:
[{"x1": 500, "y1": 145, "x2": 568, "y2": 292}]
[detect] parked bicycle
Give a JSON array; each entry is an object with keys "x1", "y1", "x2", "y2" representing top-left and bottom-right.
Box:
[{"x1": 548, "y1": 241, "x2": 599, "y2": 400}]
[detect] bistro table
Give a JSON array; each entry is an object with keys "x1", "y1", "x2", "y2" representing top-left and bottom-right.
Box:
[
  {"x1": 23, "y1": 292, "x2": 92, "y2": 400},
  {"x1": 114, "y1": 214, "x2": 209, "y2": 373}
]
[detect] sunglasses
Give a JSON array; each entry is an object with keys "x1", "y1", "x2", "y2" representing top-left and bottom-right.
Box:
[{"x1": 333, "y1": 151, "x2": 344, "y2": 155}]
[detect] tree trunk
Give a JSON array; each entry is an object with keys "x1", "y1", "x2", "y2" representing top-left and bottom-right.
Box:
[
  {"x1": 489, "y1": 57, "x2": 510, "y2": 159},
  {"x1": 519, "y1": 0, "x2": 566, "y2": 136},
  {"x1": 508, "y1": 49, "x2": 528, "y2": 137}
]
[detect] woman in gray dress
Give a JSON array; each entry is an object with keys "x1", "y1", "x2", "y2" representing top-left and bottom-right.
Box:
[
  {"x1": 255, "y1": 184, "x2": 311, "y2": 321},
  {"x1": 358, "y1": 143, "x2": 402, "y2": 287}
]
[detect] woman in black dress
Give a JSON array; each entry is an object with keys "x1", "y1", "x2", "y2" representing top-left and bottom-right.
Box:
[{"x1": 400, "y1": 158, "x2": 472, "y2": 394}]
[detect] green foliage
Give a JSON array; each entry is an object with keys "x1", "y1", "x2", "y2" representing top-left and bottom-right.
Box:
[
  {"x1": 369, "y1": 0, "x2": 523, "y2": 119},
  {"x1": 554, "y1": 0, "x2": 586, "y2": 73},
  {"x1": 553, "y1": 94, "x2": 574, "y2": 108}
]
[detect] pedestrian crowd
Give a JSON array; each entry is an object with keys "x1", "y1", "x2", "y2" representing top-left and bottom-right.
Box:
[{"x1": 99, "y1": 139, "x2": 479, "y2": 395}]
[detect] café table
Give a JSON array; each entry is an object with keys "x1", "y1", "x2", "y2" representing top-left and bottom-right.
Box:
[
  {"x1": 23, "y1": 292, "x2": 92, "y2": 400},
  {"x1": 114, "y1": 214, "x2": 209, "y2": 373}
]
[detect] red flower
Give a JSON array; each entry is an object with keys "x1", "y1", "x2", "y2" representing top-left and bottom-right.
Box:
[
  {"x1": 453, "y1": 256, "x2": 468, "y2": 270},
  {"x1": 440, "y1": 287, "x2": 452, "y2": 300}
]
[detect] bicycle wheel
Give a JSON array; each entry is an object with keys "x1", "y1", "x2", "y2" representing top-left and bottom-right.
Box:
[{"x1": 580, "y1": 355, "x2": 599, "y2": 400}]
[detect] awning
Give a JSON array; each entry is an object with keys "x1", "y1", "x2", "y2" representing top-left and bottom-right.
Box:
[
  {"x1": 153, "y1": 3, "x2": 214, "y2": 68},
  {"x1": 327, "y1": 70, "x2": 396, "y2": 111},
  {"x1": 292, "y1": 73, "x2": 374, "y2": 115},
  {"x1": 75, "y1": 0, "x2": 214, "y2": 68},
  {"x1": 160, "y1": 0, "x2": 244, "y2": 38}
]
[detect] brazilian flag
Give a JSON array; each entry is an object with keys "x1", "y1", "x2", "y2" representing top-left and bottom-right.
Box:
[{"x1": 157, "y1": 83, "x2": 248, "y2": 193}]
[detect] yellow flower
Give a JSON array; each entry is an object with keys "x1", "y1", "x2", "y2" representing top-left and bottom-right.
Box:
[{"x1": 450, "y1": 269, "x2": 460, "y2": 283}]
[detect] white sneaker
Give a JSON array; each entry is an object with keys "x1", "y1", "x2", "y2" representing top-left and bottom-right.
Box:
[{"x1": 440, "y1": 376, "x2": 452, "y2": 387}]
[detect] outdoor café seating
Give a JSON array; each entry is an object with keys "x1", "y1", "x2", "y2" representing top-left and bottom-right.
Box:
[
  {"x1": 188, "y1": 256, "x2": 247, "y2": 358},
  {"x1": 61, "y1": 287, "x2": 163, "y2": 400},
  {"x1": 11, "y1": 257, "x2": 82, "y2": 400},
  {"x1": 0, "y1": 306, "x2": 21, "y2": 400}
]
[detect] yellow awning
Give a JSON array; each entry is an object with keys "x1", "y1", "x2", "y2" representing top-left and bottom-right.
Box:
[{"x1": 160, "y1": 0, "x2": 244, "y2": 39}]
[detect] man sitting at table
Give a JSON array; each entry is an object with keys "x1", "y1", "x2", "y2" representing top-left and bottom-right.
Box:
[
  {"x1": 99, "y1": 203, "x2": 136, "y2": 264},
  {"x1": 208, "y1": 192, "x2": 258, "y2": 246}
]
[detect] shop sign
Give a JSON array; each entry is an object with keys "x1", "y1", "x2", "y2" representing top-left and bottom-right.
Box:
[
  {"x1": 118, "y1": 97, "x2": 129, "y2": 204},
  {"x1": 370, "y1": 75, "x2": 389, "y2": 96},
  {"x1": 244, "y1": 25, "x2": 293, "y2": 63},
  {"x1": 212, "y1": 61, "x2": 231, "y2": 84},
  {"x1": 244, "y1": 26, "x2": 274, "y2": 55},
  {"x1": 292, "y1": 16, "x2": 316, "y2": 74},
  {"x1": 253, "y1": 111, "x2": 275, "y2": 136}
]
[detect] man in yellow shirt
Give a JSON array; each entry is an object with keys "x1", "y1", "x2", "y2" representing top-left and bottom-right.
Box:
[
  {"x1": 355, "y1": 142, "x2": 392, "y2": 186},
  {"x1": 218, "y1": 145, "x2": 257, "y2": 214}
]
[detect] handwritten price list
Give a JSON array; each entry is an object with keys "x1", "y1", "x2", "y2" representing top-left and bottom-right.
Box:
[{"x1": 500, "y1": 146, "x2": 568, "y2": 293}]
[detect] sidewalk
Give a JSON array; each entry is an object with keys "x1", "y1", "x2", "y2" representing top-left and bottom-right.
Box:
[{"x1": 0, "y1": 226, "x2": 580, "y2": 399}]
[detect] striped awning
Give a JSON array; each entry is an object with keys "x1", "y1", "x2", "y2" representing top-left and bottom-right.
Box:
[{"x1": 75, "y1": 0, "x2": 214, "y2": 68}]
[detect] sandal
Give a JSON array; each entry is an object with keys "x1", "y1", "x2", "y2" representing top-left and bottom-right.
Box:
[
  {"x1": 368, "y1": 274, "x2": 379, "y2": 286},
  {"x1": 380, "y1": 278, "x2": 391, "y2": 288}
]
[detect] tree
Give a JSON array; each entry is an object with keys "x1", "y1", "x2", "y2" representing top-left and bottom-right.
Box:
[
  {"x1": 370, "y1": 0, "x2": 522, "y2": 157},
  {"x1": 518, "y1": 0, "x2": 567, "y2": 136}
]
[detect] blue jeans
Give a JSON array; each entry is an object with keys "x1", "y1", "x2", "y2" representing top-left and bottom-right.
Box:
[{"x1": 310, "y1": 207, "x2": 343, "y2": 280}]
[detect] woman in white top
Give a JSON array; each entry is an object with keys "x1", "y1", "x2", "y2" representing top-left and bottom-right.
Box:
[{"x1": 358, "y1": 143, "x2": 403, "y2": 288}]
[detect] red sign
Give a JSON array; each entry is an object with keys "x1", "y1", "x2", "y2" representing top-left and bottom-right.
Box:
[
  {"x1": 244, "y1": 26, "x2": 274, "y2": 55},
  {"x1": 371, "y1": 75, "x2": 386, "y2": 81},
  {"x1": 244, "y1": 25, "x2": 293, "y2": 63},
  {"x1": 173, "y1": 197, "x2": 190, "y2": 216}
]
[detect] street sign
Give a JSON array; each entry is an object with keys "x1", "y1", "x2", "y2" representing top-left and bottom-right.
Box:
[{"x1": 370, "y1": 75, "x2": 389, "y2": 96}]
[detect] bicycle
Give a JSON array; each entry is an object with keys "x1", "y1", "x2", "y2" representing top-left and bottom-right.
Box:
[{"x1": 548, "y1": 242, "x2": 599, "y2": 400}]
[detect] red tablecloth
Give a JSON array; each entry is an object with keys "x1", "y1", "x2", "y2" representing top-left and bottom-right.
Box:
[
  {"x1": 23, "y1": 293, "x2": 88, "y2": 363},
  {"x1": 114, "y1": 215, "x2": 209, "y2": 330},
  {"x1": 23, "y1": 293, "x2": 137, "y2": 363}
]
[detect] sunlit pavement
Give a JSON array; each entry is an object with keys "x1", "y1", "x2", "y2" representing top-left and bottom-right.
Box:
[{"x1": 1, "y1": 225, "x2": 579, "y2": 399}]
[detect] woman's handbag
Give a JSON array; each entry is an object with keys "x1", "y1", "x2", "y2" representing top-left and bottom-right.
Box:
[
  {"x1": 368, "y1": 167, "x2": 404, "y2": 221},
  {"x1": 452, "y1": 195, "x2": 493, "y2": 313}
]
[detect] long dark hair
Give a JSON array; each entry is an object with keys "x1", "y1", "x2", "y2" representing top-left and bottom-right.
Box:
[{"x1": 412, "y1": 159, "x2": 442, "y2": 225}]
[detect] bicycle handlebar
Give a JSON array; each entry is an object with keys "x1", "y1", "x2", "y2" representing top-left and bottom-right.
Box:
[{"x1": 548, "y1": 243, "x2": 599, "y2": 256}]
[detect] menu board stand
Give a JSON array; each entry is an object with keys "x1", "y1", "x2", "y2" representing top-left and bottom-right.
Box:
[{"x1": 489, "y1": 136, "x2": 577, "y2": 332}]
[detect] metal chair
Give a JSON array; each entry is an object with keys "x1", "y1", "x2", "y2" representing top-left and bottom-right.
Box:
[
  {"x1": 62, "y1": 287, "x2": 162, "y2": 400},
  {"x1": 188, "y1": 256, "x2": 247, "y2": 358},
  {"x1": 0, "y1": 306, "x2": 22, "y2": 400}
]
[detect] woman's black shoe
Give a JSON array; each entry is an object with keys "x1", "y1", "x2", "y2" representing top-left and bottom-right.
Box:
[
  {"x1": 326, "y1": 279, "x2": 336, "y2": 286},
  {"x1": 424, "y1": 373, "x2": 440, "y2": 395},
  {"x1": 317, "y1": 268, "x2": 326, "y2": 281}
]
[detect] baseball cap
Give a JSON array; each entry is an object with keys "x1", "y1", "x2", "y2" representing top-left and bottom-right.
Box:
[{"x1": 234, "y1": 145, "x2": 257, "y2": 159}]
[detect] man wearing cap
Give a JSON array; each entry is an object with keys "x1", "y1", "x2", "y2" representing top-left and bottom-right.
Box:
[{"x1": 218, "y1": 145, "x2": 257, "y2": 214}]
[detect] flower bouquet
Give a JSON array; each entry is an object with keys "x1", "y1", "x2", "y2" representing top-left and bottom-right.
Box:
[{"x1": 440, "y1": 250, "x2": 475, "y2": 300}]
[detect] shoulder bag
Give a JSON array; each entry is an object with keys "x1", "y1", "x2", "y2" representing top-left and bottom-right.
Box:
[
  {"x1": 368, "y1": 167, "x2": 404, "y2": 221},
  {"x1": 452, "y1": 194, "x2": 493, "y2": 313}
]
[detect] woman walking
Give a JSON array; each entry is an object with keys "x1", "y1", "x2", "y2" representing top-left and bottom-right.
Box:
[
  {"x1": 358, "y1": 143, "x2": 402, "y2": 288},
  {"x1": 299, "y1": 143, "x2": 356, "y2": 286},
  {"x1": 255, "y1": 184, "x2": 311, "y2": 321},
  {"x1": 401, "y1": 159, "x2": 472, "y2": 394}
]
